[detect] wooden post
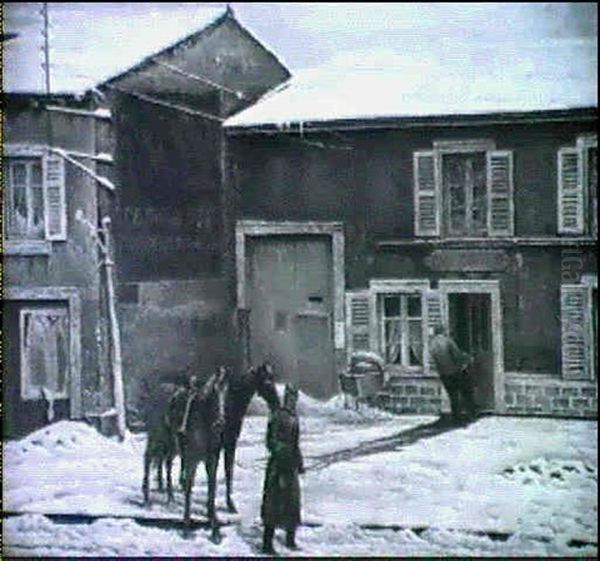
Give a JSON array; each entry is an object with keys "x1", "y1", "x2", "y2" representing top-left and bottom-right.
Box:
[{"x1": 101, "y1": 216, "x2": 126, "y2": 440}]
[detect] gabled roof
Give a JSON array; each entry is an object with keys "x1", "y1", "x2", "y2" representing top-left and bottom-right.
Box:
[
  {"x1": 225, "y1": 43, "x2": 598, "y2": 129},
  {"x1": 3, "y1": 3, "x2": 228, "y2": 94}
]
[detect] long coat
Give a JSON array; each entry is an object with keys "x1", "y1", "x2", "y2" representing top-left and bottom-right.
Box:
[
  {"x1": 261, "y1": 407, "x2": 304, "y2": 529},
  {"x1": 429, "y1": 334, "x2": 471, "y2": 378}
]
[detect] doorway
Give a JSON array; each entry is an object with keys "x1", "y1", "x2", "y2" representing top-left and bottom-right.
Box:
[{"x1": 448, "y1": 293, "x2": 494, "y2": 412}]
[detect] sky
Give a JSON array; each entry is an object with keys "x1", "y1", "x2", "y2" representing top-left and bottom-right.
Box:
[
  {"x1": 231, "y1": 2, "x2": 597, "y2": 73},
  {"x1": 3, "y1": 3, "x2": 597, "y2": 119}
]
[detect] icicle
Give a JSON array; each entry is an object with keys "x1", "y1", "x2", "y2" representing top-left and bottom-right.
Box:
[{"x1": 41, "y1": 386, "x2": 56, "y2": 423}]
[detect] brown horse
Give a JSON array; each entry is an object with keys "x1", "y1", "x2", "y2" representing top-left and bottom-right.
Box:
[
  {"x1": 220, "y1": 362, "x2": 280, "y2": 513},
  {"x1": 168, "y1": 366, "x2": 230, "y2": 542}
]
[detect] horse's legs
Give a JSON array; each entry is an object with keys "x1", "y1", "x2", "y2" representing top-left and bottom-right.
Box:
[
  {"x1": 166, "y1": 453, "x2": 174, "y2": 503},
  {"x1": 224, "y1": 445, "x2": 237, "y2": 513},
  {"x1": 157, "y1": 456, "x2": 164, "y2": 493},
  {"x1": 142, "y1": 448, "x2": 152, "y2": 505},
  {"x1": 178, "y1": 446, "x2": 186, "y2": 489},
  {"x1": 183, "y1": 459, "x2": 198, "y2": 528},
  {"x1": 206, "y1": 453, "x2": 221, "y2": 543}
]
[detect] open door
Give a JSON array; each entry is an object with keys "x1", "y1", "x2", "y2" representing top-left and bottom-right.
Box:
[{"x1": 448, "y1": 293, "x2": 494, "y2": 412}]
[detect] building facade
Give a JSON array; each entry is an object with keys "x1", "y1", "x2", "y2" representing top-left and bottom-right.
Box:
[
  {"x1": 98, "y1": 9, "x2": 290, "y2": 420},
  {"x1": 3, "y1": 93, "x2": 116, "y2": 437},
  {"x1": 224, "y1": 109, "x2": 597, "y2": 418}
]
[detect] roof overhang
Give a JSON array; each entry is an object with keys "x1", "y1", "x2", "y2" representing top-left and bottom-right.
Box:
[{"x1": 225, "y1": 107, "x2": 598, "y2": 135}]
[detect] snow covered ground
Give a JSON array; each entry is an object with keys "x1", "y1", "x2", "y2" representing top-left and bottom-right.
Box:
[{"x1": 3, "y1": 391, "x2": 597, "y2": 557}]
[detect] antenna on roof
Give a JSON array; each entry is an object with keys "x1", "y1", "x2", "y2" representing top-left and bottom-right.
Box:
[{"x1": 41, "y1": 2, "x2": 51, "y2": 94}]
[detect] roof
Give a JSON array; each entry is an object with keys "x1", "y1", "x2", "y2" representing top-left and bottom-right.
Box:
[
  {"x1": 3, "y1": 3, "x2": 227, "y2": 94},
  {"x1": 224, "y1": 42, "x2": 598, "y2": 129}
]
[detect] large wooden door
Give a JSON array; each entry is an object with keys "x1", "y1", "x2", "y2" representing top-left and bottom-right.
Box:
[
  {"x1": 247, "y1": 235, "x2": 335, "y2": 398},
  {"x1": 448, "y1": 293, "x2": 494, "y2": 412}
]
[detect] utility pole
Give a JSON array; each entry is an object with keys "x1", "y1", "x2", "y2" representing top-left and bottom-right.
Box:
[
  {"x1": 101, "y1": 217, "x2": 126, "y2": 440},
  {"x1": 42, "y1": 2, "x2": 51, "y2": 95},
  {"x1": 76, "y1": 211, "x2": 127, "y2": 440},
  {"x1": 41, "y1": 2, "x2": 54, "y2": 147}
]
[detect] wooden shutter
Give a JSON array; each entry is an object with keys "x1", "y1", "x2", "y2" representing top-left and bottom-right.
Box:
[
  {"x1": 345, "y1": 290, "x2": 371, "y2": 360},
  {"x1": 425, "y1": 290, "x2": 443, "y2": 374},
  {"x1": 560, "y1": 284, "x2": 590, "y2": 380},
  {"x1": 557, "y1": 147, "x2": 583, "y2": 234},
  {"x1": 487, "y1": 151, "x2": 514, "y2": 236},
  {"x1": 414, "y1": 151, "x2": 439, "y2": 237},
  {"x1": 43, "y1": 151, "x2": 67, "y2": 240}
]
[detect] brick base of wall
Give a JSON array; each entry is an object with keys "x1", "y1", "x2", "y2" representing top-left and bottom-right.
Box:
[
  {"x1": 374, "y1": 373, "x2": 598, "y2": 419},
  {"x1": 377, "y1": 376, "x2": 450, "y2": 415},
  {"x1": 504, "y1": 373, "x2": 597, "y2": 419}
]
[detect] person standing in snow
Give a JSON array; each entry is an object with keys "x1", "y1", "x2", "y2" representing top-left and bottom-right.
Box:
[
  {"x1": 429, "y1": 325, "x2": 476, "y2": 423},
  {"x1": 261, "y1": 384, "x2": 305, "y2": 554}
]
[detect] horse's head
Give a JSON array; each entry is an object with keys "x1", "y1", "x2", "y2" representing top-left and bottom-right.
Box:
[{"x1": 247, "y1": 362, "x2": 280, "y2": 411}]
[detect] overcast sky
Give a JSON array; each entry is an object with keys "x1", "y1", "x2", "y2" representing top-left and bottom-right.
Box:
[
  {"x1": 4, "y1": 2, "x2": 597, "y2": 94},
  {"x1": 231, "y1": 2, "x2": 597, "y2": 72}
]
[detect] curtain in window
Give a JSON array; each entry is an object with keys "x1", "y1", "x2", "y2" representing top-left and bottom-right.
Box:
[
  {"x1": 22, "y1": 310, "x2": 69, "y2": 398},
  {"x1": 384, "y1": 319, "x2": 402, "y2": 364}
]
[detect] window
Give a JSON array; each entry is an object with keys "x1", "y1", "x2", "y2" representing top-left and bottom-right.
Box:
[
  {"x1": 3, "y1": 146, "x2": 67, "y2": 246},
  {"x1": 5, "y1": 158, "x2": 45, "y2": 240},
  {"x1": 379, "y1": 293, "x2": 424, "y2": 367},
  {"x1": 20, "y1": 306, "x2": 70, "y2": 400},
  {"x1": 558, "y1": 133, "x2": 597, "y2": 236},
  {"x1": 414, "y1": 140, "x2": 514, "y2": 238},
  {"x1": 346, "y1": 280, "x2": 437, "y2": 374},
  {"x1": 444, "y1": 152, "x2": 487, "y2": 236}
]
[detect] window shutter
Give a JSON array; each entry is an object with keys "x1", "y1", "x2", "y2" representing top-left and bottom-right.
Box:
[
  {"x1": 345, "y1": 290, "x2": 371, "y2": 361},
  {"x1": 425, "y1": 290, "x2": 443, "y2": 374},
  {"x1": 487, "y1": 150, "x2": 514, "y2": 236},
  {"x1": 557, "y1": 147, "x2": 583, "y2": 234},
  {"x1": 414, "y1": 151, "x2": 439, "y2": 237},
  {"x1": 43, "y1": 152, "x2": 67, "y2": 240},
  {"x1": 560, "y1": 284, "x2": 590, "y2": 380}
]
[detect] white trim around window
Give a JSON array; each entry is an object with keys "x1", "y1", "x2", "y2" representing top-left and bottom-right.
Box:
[
  {"x1": 414, "y1": 139, "x2": 515, "y2": 239},
  {"x1": 3, "y1": 144, "x2": 67, "y2": 254},
  {"x1": 5, "y1": 286, "x2": 82, "y2": 417},
  {"x1": 369, "y1": 279, "x2": 430, "y2": 374}
]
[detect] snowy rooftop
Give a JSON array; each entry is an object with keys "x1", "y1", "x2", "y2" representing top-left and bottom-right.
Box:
[
  {"x1": 3, "y1": 3, "x2": 226, "y2": 94},
  {"x1": 225, "y1": 43, "x2": 598, "y2": 128}
]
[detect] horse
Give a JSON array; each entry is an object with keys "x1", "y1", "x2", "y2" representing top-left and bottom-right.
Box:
[
  {"x1": 168, "y1": 365, "x2": 230, "y2": 542},
  {"x1": 141, "y1": 380, "x2": 181, "y2": 505},
  {"x1": 220, "y1": 362, "x2": 280, "y2": 514}
]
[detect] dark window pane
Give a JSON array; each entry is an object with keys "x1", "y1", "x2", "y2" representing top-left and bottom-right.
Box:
[
  {"x1": 384, "y1": 295, "x2": 401, "y2": 317},
  {"x1": 444, "y1": 152, "x2": 487, "y2": 236},
  {"x1": 407, "y1": 295, "x2": 422, "y2": 318}
]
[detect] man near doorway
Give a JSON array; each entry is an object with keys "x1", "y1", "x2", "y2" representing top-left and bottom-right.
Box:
[{"x1": 430, "y1": 325, "x2": 476, "y2": 423}]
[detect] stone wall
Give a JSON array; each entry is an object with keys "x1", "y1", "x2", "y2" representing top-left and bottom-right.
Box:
[
  {"x1": 374, "y1": 373, "x2": 597, "y2": 419},
  {"x1": 504, "y1": 373, "x2": 597, "y2": 419},
  {"x1": 377, "y1": 376, "x2": 451, "y2": 415}
]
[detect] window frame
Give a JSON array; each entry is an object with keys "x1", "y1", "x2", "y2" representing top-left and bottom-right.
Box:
[
  {"x1": 5, "y1": 286, "x2": 82, "y2": 417},
  {"x1": 3, "y1": 144, "x2": 67, "y2": 255},
  {"x1": 414, "y1": 139, "x2": 515, "y2": 239},
  {"x1": 378, "y1": 292, "x2": 425, "y2": 368},
  {"x1": 369, "y1": 279, "x2": 430, "y2": 374},
  {"x1": 435, "y1": 140, "x2": 496, "y2": 239}
]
